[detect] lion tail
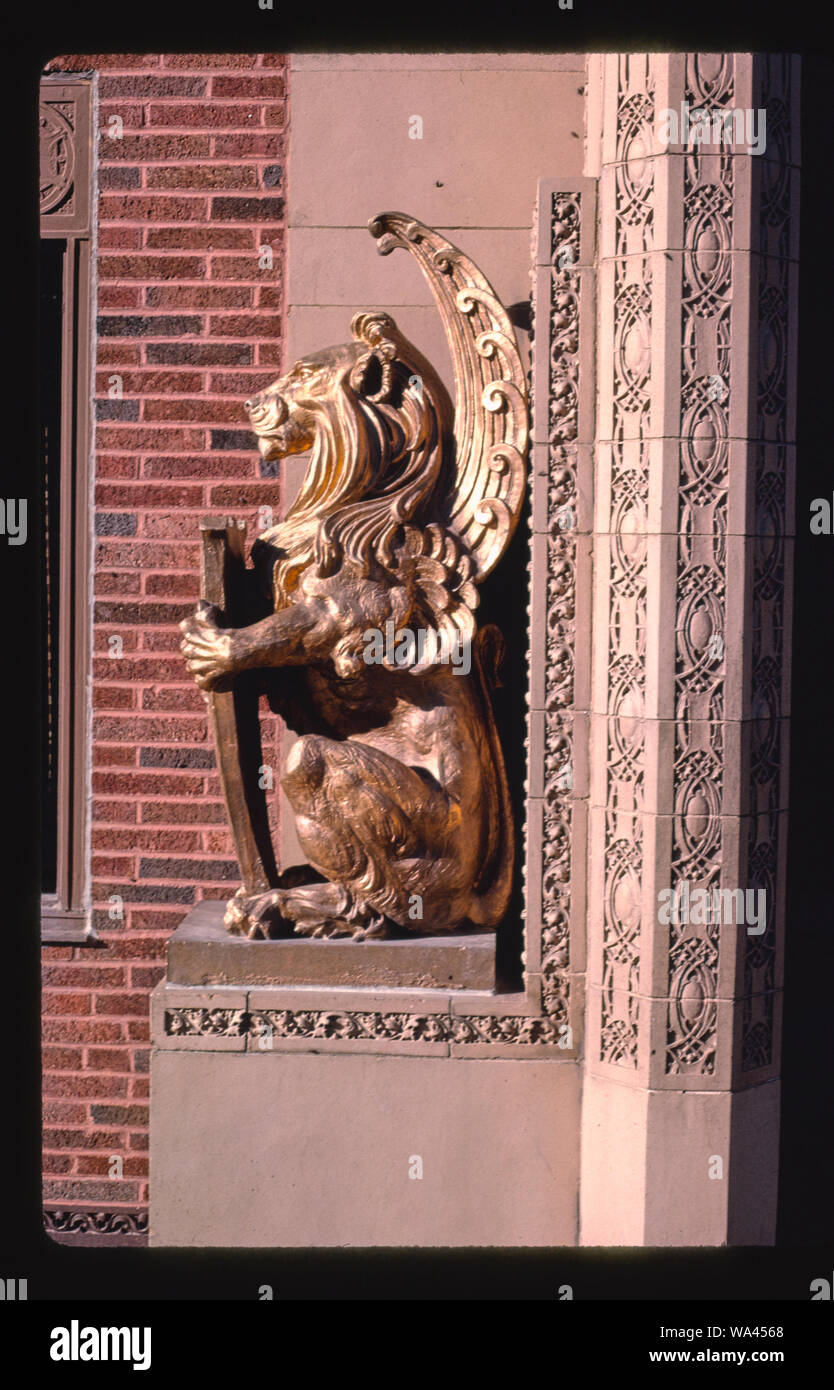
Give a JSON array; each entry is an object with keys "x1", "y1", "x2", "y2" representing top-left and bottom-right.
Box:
[{"x1": 467, "y1": 624, "x2": 515, "y2": 928}]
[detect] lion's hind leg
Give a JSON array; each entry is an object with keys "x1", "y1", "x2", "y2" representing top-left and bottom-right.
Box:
[{"x1": 280, "y1": 733, "x2": 458, "y2": 937}]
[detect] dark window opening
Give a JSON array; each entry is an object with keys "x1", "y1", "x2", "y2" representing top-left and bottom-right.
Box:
[{"x1": 40, "y1": 238, "x2": 64, "y2": 897}]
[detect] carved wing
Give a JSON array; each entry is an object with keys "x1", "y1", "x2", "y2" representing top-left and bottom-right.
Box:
[{"x1": 368, "y1": 212, "x2": 528, "y2": 581}]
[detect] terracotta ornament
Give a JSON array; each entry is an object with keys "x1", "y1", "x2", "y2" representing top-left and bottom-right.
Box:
[{"x1": 180, "y1": 213, "x2": 528, "y2": 939}]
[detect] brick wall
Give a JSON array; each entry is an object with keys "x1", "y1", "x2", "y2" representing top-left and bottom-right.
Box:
[{"x1": 41, "y1": 52, "x2": 288, "y2": 1233}]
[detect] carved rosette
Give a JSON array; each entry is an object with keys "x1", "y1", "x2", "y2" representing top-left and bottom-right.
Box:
[
  {"x1": 39, "y1": 100, "x2": 76, "y2": 216},
  {"x1": 38, "y1": 79, "x2": 91, "y2": 237}
]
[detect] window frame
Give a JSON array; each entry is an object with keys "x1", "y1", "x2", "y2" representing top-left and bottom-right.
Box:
[{"x1": 39, "y1": 73, "x2": 95, "y2": 944}]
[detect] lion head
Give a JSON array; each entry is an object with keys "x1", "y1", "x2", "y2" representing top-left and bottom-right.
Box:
[{"x1": 246, "y1": 311, "x2": 454, "y2": 603}]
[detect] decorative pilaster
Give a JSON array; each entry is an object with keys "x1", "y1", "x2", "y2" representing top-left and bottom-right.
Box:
[{"x1": 581, "y1": 53, "x2": 798, "y2": 1245}]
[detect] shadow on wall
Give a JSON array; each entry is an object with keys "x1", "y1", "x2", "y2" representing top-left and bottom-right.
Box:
[{"x1": 778, "y1": 51, "x2": 834, "y2": 1247}]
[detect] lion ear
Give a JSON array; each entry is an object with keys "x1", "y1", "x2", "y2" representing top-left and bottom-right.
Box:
[{"x1": 349, "y1": 311, "x2": 397, "y2": 403}]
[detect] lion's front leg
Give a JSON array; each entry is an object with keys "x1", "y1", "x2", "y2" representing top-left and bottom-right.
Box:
[{"x1": 179, "y1": 597, "x2": 340, "y2": 692}]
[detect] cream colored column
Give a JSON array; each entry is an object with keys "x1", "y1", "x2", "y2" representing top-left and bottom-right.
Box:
[{"x1": 580, "y1": 53, "x2": 799, "y2": 1245}]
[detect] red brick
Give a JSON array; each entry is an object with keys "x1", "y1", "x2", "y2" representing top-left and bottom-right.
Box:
[
  {"x1": 86, "y1": 1047, "x2": 132, "y2": 1072},
  {"x1": 203, "y1": 829, "x2": 235, "y2": 855},
  {"x1": 210, "y1": 197, "x2": 284, "y2": 222},
  {"x1": 144, "y1": 285, "x2": 252, "y2": 311},
  {"x1": 93, "y1": 715, "x2": 207, "y2": 741},
  {"x1": 256, "y1": 344, "x2": 284, "y2": 365},
  {"x1": 209, "y1": 483, "x2": 280, "y2": 506},
  {"x1": 43, "y1": 965, "x2": 127, "y2": 989},
  {"x1": 44, "y1": 1127, "x2": 124, "y2": 1149},
  {"x1": 41, "y1": 1047, "x2": 84, "y2": 1071},
  {"x1": 98, "y1": 75, "x2": 208, "y2": 99},
  {"x1": 98, "y1": 226, "x2": 144, "y2": 249},
  {"x1": 98, "y1": 285, "x2": 142, "y2": 309},
  {"x1": 93, "y1": 993, "x2": 150, "y2": 1018},
  {"x1": 142, "y1": 456, "x2": 251, "y2": 482},
  {"x1": 42, "y1": 1129, "x2": 86, "y2": 1155},
  {"x1": 213, "y1": 134, "x2": 284, "y2": 158},
  {"x1": 74, "y1": 1154, "x2": 120, "y2": 1175},
  {"x1": 129, "y1": 966, "x2": 166, "y2": 989},
  {"x1": 98, "y1": 104, "x2": 145, "y2": 130},
  {"x1": 43, "y1": 1073, "x2": 129, "y2": 1099},
  {"x1": 97, "y1": 370, "x2": 204, "y2": 395},
  {"x1": 94, "y1": 600, "x2": 194, "y2": 626},
  {"x1": 93, "y1": 553, "x2": 199, "y2": 582},
  {"x1": 94, "y1": 562, "x2": 143, "y2": 593},
  {"x1": 107, "y1": 918, "x2": 177, "y2": 942},
  {"x1": 92, "y1": 684, "x2": 136, "y2": 710},
  {"x1": 148, "y1": 103, "x2": 261, "y2": 127},
  {"x1": 96, "y1": 483, "x2": 205, "y2": 508},
  {"x1": 100, "y1": 255, "x2": 207, "y2": 281},
  {"x1": 139, "y1": 511, "x2": 223, "y2": 539},
  {"x1": 145, "y1": 226, "x2": 254, "y2": 250},
  {"x1": 93, "y1": 628, "x2": 139, "y2": 651},
  {"x1": 142, "y1": 574, "x2": 201, "y2": 598},
  {"x1": 96, "y1": 427, "x2": 206, "y2": 452},
  {"x1": 91, "y1": 1106, "x2": 148, "y2": 1128},
  {"x1": 97, "y1": 344, "x2": 143, "y2": 367},
  {"x1": 257, "y1": 285, "x2": 283, "y2": 309},
  {"x1": 91, "y1": 855, "x2": 136, "y2": 877},
  {"x1": 207, "y1": 370, "x2": 278, "y2": 395},
  {"x1": 210, "y1": 313, "x2": 281, "y2": 338},
  {"x1": 147, "y1": 164, "x2": 259, "y2": 190},
  {"x1": 141, "y1": 397, "x2": 245, "y2": 423},
  {"x1": 211, "y1": 75, "x2": 284, "y2": 98},
  {"x1": 43, "y1": 1153, "x2": 75, "y2": 1174},
  {"x1": 43, "y1": 1020, "x2": 125, "y2": 1045},
  {"x1": 140, "y1": 799, "x2": 226, "y2": 824},
  {"x1": 92, "y1": 746, "x2": 138, "y2": 768},
  {"x1": 94, "y1": 458, "x2": 141, "y2": 481},
  {"x1": 47, "y1": 54, "x2": 161, "y2": 70},
  {"x1": 93, "y1": 827, "x2": 200, "y2": 853},
  {"x1": 162, "y1": 53, "x2": 259, "y2": 68},
  {"x1": 138, "y1": 686, "x2": 203, "y2": 713},
  {"x1": 100, "y1": 195, "x2": 209, "y2": 221},
  {"x1": 93, "y1": 933, "x2": 169, "y2": 959},
  {"x1": 92, "y1": 798, "x2": 139, "y2": 824},
  {"x1": 104, "y1": 134, "x2": 213, "y2": 162},
  {"x1": 43, "y1": 1179, "x2": 140, "y2": 1202},
  {"x1": 41, "y1": 992, "x2": 92, "y2": 1016},
  {"x1": 43, "y1": 1103, "x2": 88, "y2": 1126}
]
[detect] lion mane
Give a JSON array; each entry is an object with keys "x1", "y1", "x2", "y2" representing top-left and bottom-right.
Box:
[{"x1": 253, "y1": 312, "x2": 467, "y2": 612}]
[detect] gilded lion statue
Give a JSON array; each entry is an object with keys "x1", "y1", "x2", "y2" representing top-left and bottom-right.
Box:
[{"x1": 179, "y1": 213, "x2": 528, "y2": 939}]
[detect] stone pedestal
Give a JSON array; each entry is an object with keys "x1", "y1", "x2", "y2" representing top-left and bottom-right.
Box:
[{"x1": 168, "y1": 900, "x2": 496, "y2": 991}]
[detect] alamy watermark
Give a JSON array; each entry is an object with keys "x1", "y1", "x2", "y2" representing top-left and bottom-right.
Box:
[
  {"x1": 658, "y1": 881, "x2": 767, "y2": 935},
  {"x1": 657, "y1": 103, "x2": 767, "y2": 156},
  {"x1": 362, "y1": 621, "x2": 471, "y2": 676}
]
